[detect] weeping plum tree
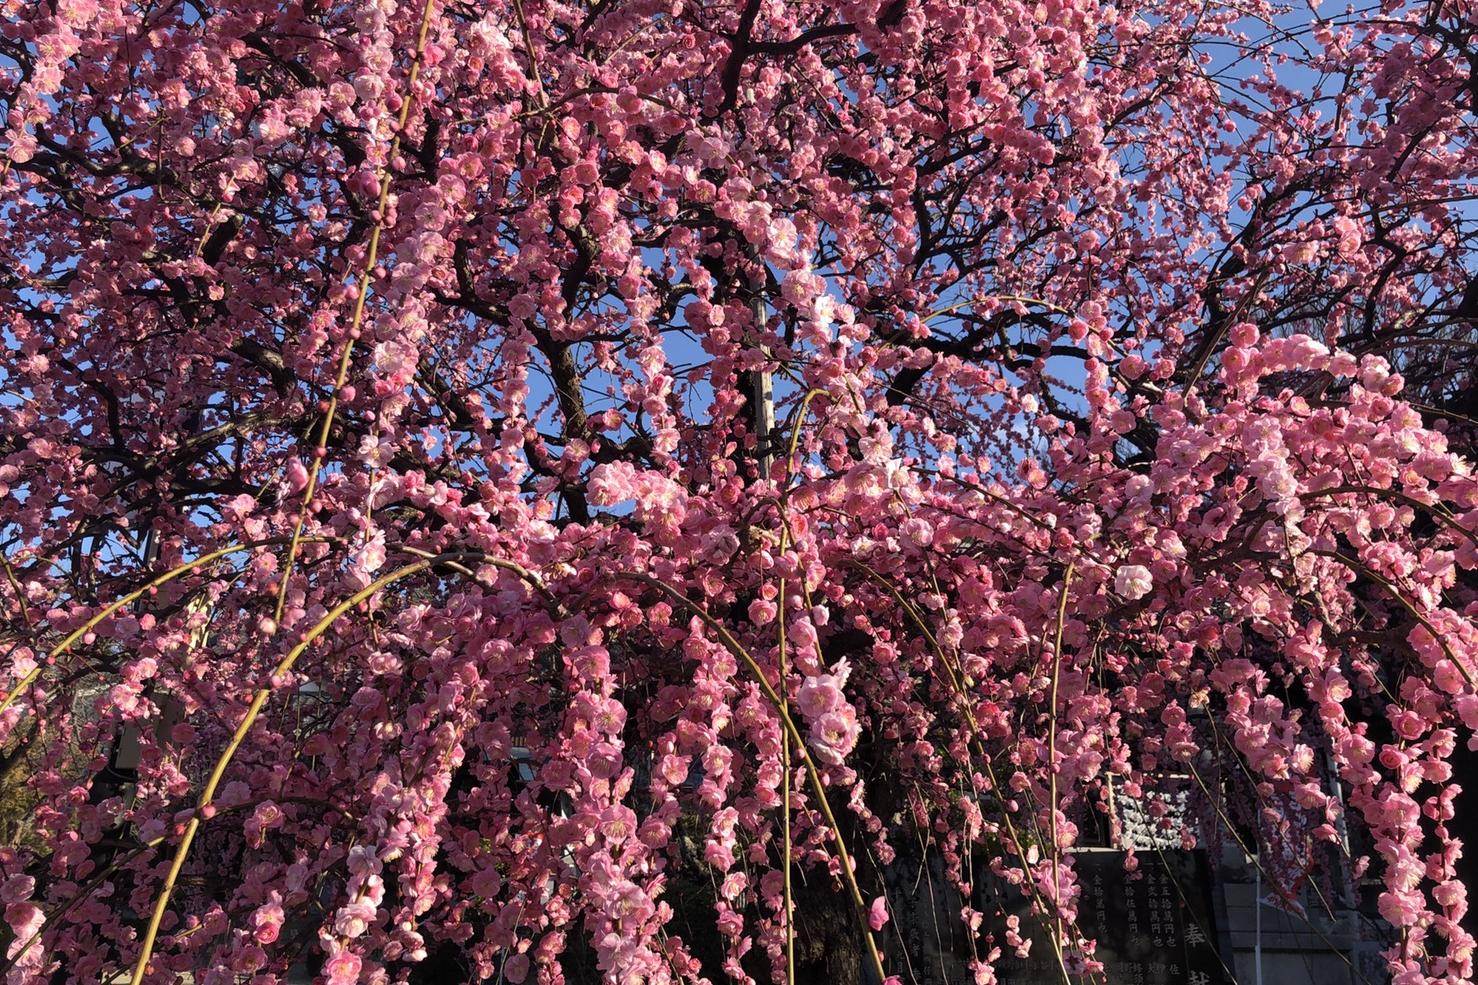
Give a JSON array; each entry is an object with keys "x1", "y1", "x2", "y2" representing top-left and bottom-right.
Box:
[{"x1": 1, "y1": 0, "x2": 1477, "y2": 982}]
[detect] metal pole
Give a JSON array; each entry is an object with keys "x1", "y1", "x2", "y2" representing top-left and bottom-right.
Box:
[
  {"x1": 1255, "y1": 862, "x2": 1264, "y2": 985},
  {"x1": 748, "y1": 246, "x2": 774, "y2": 478}
]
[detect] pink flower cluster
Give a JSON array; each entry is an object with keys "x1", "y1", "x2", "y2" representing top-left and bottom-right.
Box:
[{"x1": 1, "y1": 0, "x2": 1476, "y2": 983}]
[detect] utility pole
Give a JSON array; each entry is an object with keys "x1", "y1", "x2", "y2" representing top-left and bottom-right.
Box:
[
  {"x1": 747, "y1": 246, "x2": 774, "y2": 478},
  {"x1": 751, "y1": 331, "x2": 774, "y2": 477}
]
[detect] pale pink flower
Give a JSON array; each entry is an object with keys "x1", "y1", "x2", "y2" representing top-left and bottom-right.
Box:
[
  {"x1": 4, "y1": 902, "x2": 43, "y2": 957},
  {"x1": 796, "y1": 673, "x2": 843, "y2": 720},
  {"x1": 503, "y1": 953, "x2": 531, "y2": 983},
  {"x1": 1113, "y1": 564, "x2": 1153, "y2": 600},
  {"x1": 333, "y1": 900, "x2": 376, "y2": 939},
  {"x1": 250, "y1": 893, "x2": 284, "y2": 944},
  {"x1": 810, "y1": 707, "x2": 861, "y2": 765},
  {"x1": 0, "y1": 876, "x2": 33, "y2": 905},
  {"x1": 323, "y1": 950, "x2": 362, "y2": 985}
]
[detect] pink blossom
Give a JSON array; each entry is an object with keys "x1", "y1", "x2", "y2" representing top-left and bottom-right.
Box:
[
  {"x1": 796, "y1": 673, "x2": 844, "y2": 720},
  {"x1": 7, "y1": 6, "x2": 1478, "y2": 984},
  {"x1": 4, "y1": 902, "x2": 42, "y2": 956},
  {"x1": 1113, "y1": 564, "x2": 1154, "y2": 600},
  {"x1": 323, "y1": 950, "x2": 362, "y2": 985},
  {"x1": 810, "y1": 707, "x2": 861, "y2": 765},
  {"x1": 250, "y1": 893, "x2": 284, "y2": 944},
  {"x1": 1379, "y1": 889, "x2": 1425, "y2": 928},
  {"x1": 503, "y1": 953, "x2": 531, "y2": 983},
  {"x1": 333, "y1": 900, "x2": 376, "y2": 938},
  {"x1": 0, "y1": 876, "x2": 33, "y2": 905},
  {"x1": 1333, "y1": 215, "x2": 1362, "y2": 257}
]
